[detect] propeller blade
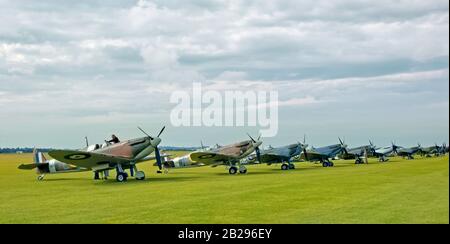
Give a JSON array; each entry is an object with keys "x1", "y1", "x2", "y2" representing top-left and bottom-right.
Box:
[
  {"x1": 157, "y1": 126, "x2": 166, "y2": 138},
  {"x1": 255, "y1": 147, "x2": 262, "y2": 164},
  {"x1": 303, "y1": 148, "x2": 308, "y2": 161},
  {"x1": 247, "y1": 133, "x2": 256, "y2": 143},
  {"x1": 200, "y1": 140, "x2": 205, "y2": 150},
  {"x1": 138, "y1": 126, "x2": 154, "y2": 140},
  {"x1": 155, "y1": 146, "x2": 162, "y2": 173},
  {"x1": 338, "y1": 137, "x2": 344, "y2": 145}
]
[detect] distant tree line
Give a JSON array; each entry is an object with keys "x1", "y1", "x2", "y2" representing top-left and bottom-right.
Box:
[
  {"x1": 0, "y1": 148, "x2": 53, "y2": 153},
  {"x1": 0, "y1": 146, "x2": 199, "y2": 154}
]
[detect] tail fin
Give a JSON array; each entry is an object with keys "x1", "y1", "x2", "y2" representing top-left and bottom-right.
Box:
[
  {"x1": 18, "y1": 148, "x2": 45, "y2": 170},
  {"x1": 33, "y1": 148, "x2": 47, "y2": 164}
]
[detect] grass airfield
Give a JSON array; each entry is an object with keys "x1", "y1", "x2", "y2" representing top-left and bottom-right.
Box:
[{"x1": 0, "y1": 152, "x2": 448, "y2": 224}]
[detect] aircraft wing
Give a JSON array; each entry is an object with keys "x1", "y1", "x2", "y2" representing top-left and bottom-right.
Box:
[
  {"x1": 299, "y1": 150, "x2": 327, "y2": 161},
  {"x1": 189, "y1": 152, "x2": 237, "y2": 165},
  {"x1": 48, "y1": 150, "x2": 131, "y2": 169},
  {"x1": 259, "y1": 153, "x2": 290, "y2": 163}
]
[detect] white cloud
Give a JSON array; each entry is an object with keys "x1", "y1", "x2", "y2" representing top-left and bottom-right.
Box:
[{"x1": 0, "y1": 0, "x2": 448, "y2": 147}]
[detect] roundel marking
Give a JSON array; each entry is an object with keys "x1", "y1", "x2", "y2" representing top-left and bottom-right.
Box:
[{"x1": 64, "y1": 153, "x2": 91, "y2": 160}]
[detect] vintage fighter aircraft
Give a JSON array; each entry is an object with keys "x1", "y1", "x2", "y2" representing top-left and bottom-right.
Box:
[
  {"x1": 420, "y1": 144, "x2": 444, "y2": 157},
  {"x1": 396, "y1": 144, "x2": 423, "y2": 159},
  {"x1": 153, "y1": 142, "x2": 210, "y2": 171},
  {"x1": 18, "y1": 148, "x2": 89, "y2": 180},
  {"x1": 156, "y1": 152, "x2": 205, "y2": 171},
  {"x1": 44, "y1": 126, "x2": 166, "y2": 182},
  {"x1": 298, "y1": 138, "x2": 348, "y2": 167},
  {"x1": 440, "y1": 143, "x2": 448, "y2": 155},
  {"x1": 371, "y1": 142, "x2": 400, "y2": 162},
  {"x1": 189, "y1": 134, "x2": 263, "y2": 175},
  {"x1": 339, "y1": 140, "x2": 377, "y2": 164},
  {"x1": 246, "y1": 139, "x2": 307, "y2": 170}
]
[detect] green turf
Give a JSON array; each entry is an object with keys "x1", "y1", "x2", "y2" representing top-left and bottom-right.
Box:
[{"x1": 0, "y1": 152, "x2": 448, "y2": 223}]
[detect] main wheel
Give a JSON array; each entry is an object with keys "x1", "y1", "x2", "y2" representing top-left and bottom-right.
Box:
[
  {"x1": 289, "y1": 164, "x2": 295, "y2": 170},
  {"x1": 329, "y1": 162, "x2": 334, "y2": 167},
  {"x1": 281, "y1": 164, "x2": 289, "y2": 170},
  {"x1": 229, "y1": 166, "x2": 238, "y2": 175},
  {"x1": 322, "y1": 162, "x2": 329, "y2": 167},
  {"x1": 116, "y1": 173, "x2": 127, "y2": 182},
  {"x1": 37, "y1": 175, "x2": 44, "y2": 181}
]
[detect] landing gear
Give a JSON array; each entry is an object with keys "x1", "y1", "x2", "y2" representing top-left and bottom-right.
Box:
[
  {"x1": 322, "y1": 161, "x2": 334, "y2": 167},
  {"x1": 116, "y1": 164, "x2": 128, "y2": 182},
  {"x1": 289, "y1": 164, "x2": 295, "y2": 170},
  {"x1": 37, "y1": 175, "x2": 45, "y2": 181},
  {"x1": 229, "y1": 166, "x2": 238, "y2": 175},
  {"x1": 355, "y1": 158, "x2": 363, "y2": 164},
  {"x1": 94, "y1": 171, "x2": 100, "y2": 180},
  {"x1": 239, "y1": 166, "x2": 247, "y2": 174},
  {"x1": 379, "y1": 156, "x2": 389, "y2": 162},
  {"x1": 281, "y1": 163, "x2": 289, "y2": 170},
  {"x1": 116, "y1": 172, "x2": 128, "y2": 182},
  {"x1": 135, "y1": 171, "x2": 145, "y2": 180}
]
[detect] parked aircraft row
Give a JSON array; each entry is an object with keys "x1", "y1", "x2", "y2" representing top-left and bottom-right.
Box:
[{"x1": 18, "y1": 126, "x2": 448, "y2": 182}]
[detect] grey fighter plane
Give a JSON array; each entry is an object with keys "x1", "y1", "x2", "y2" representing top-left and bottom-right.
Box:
[
  {"x1": 420, "y1": 144, "x2": 444, "y2": 157},
  {"x1": 396, "y1": 144, "x2": 423, "y2": 159},
  {"x1": 372, "y1": 142, "x2": 400, "y2": 162},
  {"x1": 340, "y1": 140, "x2": 377, "y2": 164},
  {"x1": 298, "y1": 138, "x2": 348, "y2": 167},
  {"x1": 246, "y1": 139, "x2": 307, "y2": 170}
]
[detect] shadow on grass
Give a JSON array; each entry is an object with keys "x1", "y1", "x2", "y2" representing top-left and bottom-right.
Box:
[
  {"x1": 42, "y1": 178, "x2": 87, "y2": 182},
  {"x1": 98, "y1": 175, "x2": 201, "y2": 185},
  {"x1": 212, "y1": 170, "x2": 283, "y2": 176}
]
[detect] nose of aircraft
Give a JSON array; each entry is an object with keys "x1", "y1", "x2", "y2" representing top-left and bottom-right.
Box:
[
  {"x1": 151, "y1": 137, "x2": 161, "y2": 147},
  {"x1": 254, "y1": 140, "x2": 263, "y2": 148}
]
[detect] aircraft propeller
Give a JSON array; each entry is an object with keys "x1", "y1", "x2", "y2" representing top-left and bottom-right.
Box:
[
  {"x1": 392, "y1": 141, "x2": 399, "y2": 154},
  {"x1": 338, "y1": 137, "x2": 348, "y2": 155},
  {"x1": 200, "y1": 140, "x2": 206, "y2": 150},
  {"x1": 300, "y1": 134, "x2": 309, "y2": 161},
  {"x1": 248, "y1": 133, "x2": 262, "y2": 163},
  {"x1": 369, "y1": 140, "x2": 377, "y2": 154},
  {"x1": 138, "y1": 126, "x2": 166, "y2": 173}
]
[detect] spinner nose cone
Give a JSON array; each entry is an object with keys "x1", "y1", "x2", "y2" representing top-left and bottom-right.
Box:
[
  {"x1": 151, "y1": 137, "x2": 161, "y2": 147},
  {"x1": 254, "y1": 140, "x2": 263, "y2": 148}
]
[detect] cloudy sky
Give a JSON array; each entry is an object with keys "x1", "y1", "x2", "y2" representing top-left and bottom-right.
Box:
[{"x1": 0, "y1": 0, "x2": 448, "y2": 149}]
